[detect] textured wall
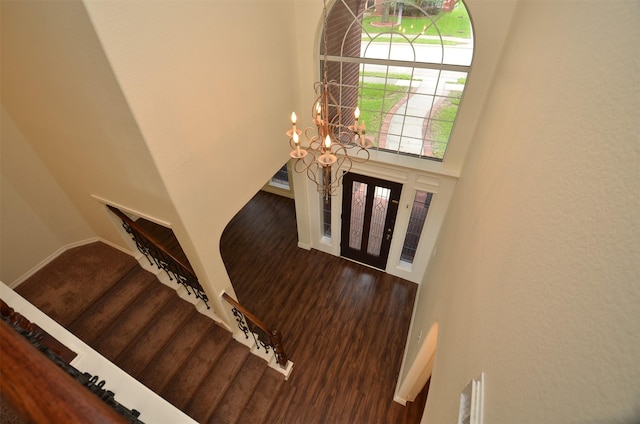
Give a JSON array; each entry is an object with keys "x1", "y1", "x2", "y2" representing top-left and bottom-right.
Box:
[
  {"x1": 1, "y1": 109, "x2": 95, "y2": 284},
  {"x1": 0, "y1": 0, "x2": 177, "y2": 259},
  {"x1": 1, "y1": 0, "x2": 296, "y2": 314},
  {"x1": 405, "y1": 1, "x2": 640, "y2": 423},
  {"x1": 84, "y1": 0, "x2": 297, "y2": 300}
]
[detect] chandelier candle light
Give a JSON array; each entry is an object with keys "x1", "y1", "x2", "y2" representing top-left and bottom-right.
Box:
[{"x1": 286, "y1": 0, "x2": 372, "y2": 201}]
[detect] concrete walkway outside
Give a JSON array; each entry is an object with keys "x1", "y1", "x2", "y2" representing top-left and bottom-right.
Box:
[{"x1": 377, "y1": 76, "x2": 464, "y2": 157}]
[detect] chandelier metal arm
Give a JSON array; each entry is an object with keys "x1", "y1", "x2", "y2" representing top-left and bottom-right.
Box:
[{"x1": 286, "y1": 0, "x2": 371, "y2": 201}]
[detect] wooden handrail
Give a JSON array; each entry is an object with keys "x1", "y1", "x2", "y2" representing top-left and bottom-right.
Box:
[
  {"x1": 108, "y1": 205, "x2": 287, "y2": 367},
  {"x1": 1, "y1": 299, "x2": 77, "y2": 364},
  {"x1": 221, "y1": 293, "x2": 288, "y2": 367},
  {"x1": 108, "y1": 205, "x2": 209, "y2": 307},
  {"x1": 107, "y1": 205, "x2": 196, "y2": 278},
  {"x1": 0, "y1": 319, "x2": 129, "y2": 424},
  {"x1": 222, "y1": 293, "x2": 272, "y2": 333}
]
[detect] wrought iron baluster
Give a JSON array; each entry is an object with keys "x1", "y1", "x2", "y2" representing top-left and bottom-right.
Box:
[
  {"x1": 1, "y1": 304, "x2": 144, "y2": 423},
  {"x1": 223, "y1": 294, "x2": 289, "y2": 368},
  {"x1": 231, "y1": 307, "x2": 250, "y2": 339},
  {"x1": 248, "y1": 322, "x2": 272, "y2": 354},
  {"x1": 109, "y1": 205, "x2": 210, "y2": 309}
]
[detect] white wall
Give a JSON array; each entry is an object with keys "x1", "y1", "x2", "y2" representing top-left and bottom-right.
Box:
[
  {"x1": 1, "y1": 109, "x2": 95, "y2": 283},
  {"x1": 1, "y1": 0, "x2": 297, "y2": 318},
  {"x1": 83, "y1": 0, "x2": 297, "y2": 307},
  {"x1": 0, "y1": 0, "x2": 179, "y2": 267},
  {"x1": 399, "y1": 1, "x2": 640, "y2": 423}
]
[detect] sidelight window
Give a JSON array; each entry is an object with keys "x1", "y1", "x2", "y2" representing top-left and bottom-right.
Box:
[
  {"x1": 269, "y1": 164, "x2": 290, "y2": 190},
  {"x1": 401, "y1": 190, "x2": 433, "y2": 264},
  {"x1": 321, "y1": 172, "x2": 332, "y2": 238}
]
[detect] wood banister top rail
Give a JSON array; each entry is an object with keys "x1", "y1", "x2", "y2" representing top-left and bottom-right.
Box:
[
  {"x1": 107, "y1": 205, "x2": 196, "y2": 278},
  {"x1": 1, "y1": 299, "x2": 77, "y2": 364},
  {"x1": 0, "y1": 319, "x2": 129, "y2": 424},
  {"x1": 221, "y1": 292, "x2": 275, "y2": 336},
  {"x1": 221, "y1": 293, "x2": 288, "y2": 367}
]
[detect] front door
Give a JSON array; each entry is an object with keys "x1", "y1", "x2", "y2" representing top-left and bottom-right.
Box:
[{"x1": 341, "y1": 172, "x2": 402, "y2": 270}]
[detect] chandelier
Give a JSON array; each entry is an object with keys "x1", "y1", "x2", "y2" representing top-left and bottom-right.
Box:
[{"x1": 286, "y1": 0, "x2": 372, "y2": 201}]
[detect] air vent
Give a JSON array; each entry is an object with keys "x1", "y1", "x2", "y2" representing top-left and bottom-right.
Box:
[{"x1": 458, "y1": 373, "x2": 485, "y2": 424}]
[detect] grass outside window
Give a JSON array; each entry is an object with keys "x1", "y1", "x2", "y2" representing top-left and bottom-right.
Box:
[
  {"x1": 357, "y1": 82, "x2": 410, "y2": 143},
  {"x1": 427, "y1": 90, "x2": 462, "y2": 159},
  {"x1": 361, "y1": 3, "x2": 471, "y2": 40}
]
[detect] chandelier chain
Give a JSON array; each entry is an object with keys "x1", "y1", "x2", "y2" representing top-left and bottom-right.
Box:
[
  {"x1": 286, "y1": 0, "x2": 372, "y2": 201},
  {"x1": 322, "y1": 0, "x2": 329, "y2": 82}
]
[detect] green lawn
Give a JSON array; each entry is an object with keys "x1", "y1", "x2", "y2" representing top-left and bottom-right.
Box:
[
  {"x1": 428, "y1": 90, "x2": 462, "y2": 159},
  {"x1": 357, "y1": 82, "x2": 409, "y2": 142},
  {"x1": 362, "y1": 34, "x2": 459, "y2": 45},
  {"x1": 361, "y1": 71, "x2": 414, "y2": 81},
  {"x1": 357, "y1": 77, "x2": 465, "y2": 158},
  {"x1": 362, "y1": 2, "x2": 471, "y2": 40}
]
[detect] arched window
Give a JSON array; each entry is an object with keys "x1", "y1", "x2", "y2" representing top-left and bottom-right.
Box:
[{"x1": 324, "y1": 0, "x2": 473, "y2": 161}]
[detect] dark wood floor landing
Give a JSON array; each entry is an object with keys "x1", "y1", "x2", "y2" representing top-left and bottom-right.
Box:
[{"x1": 221, "y1": 190, "x2": 426, "y2": 424}]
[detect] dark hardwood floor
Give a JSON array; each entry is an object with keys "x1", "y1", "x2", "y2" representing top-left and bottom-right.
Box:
[{"x1": 220, "y1": 191, "x2": 427, "y2": 424}]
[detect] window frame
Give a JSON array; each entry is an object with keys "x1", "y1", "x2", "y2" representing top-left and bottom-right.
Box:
[{"x1": 323, "y1": 0, "x2": 474, "y2": 163}]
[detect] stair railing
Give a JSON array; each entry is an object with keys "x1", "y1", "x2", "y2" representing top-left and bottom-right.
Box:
[
  {"x1": 107, "y1": 205, "x2": 209, "y2": 308},
  {"x1": 0, "y1": 301, "x2": 142, "y2": 423},
  {"x1": 222, "y1": 293, "x2": 288, "y2": 368}
]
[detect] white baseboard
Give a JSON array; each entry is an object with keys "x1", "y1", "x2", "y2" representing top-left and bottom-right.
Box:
[
  {"x1": 393, "y1": 395, "x2": 408, "y2": 406},
  {"x1": 91, "y1": 195, "x2": 172, "y2": 228},
  {"x1": 297, "y1": 242, "x2": 312, "y2": 250},
  {"x1": 10, "y1": 237, "x2": 136, "y2": 289},
  {"x1": 10, "y1": 247, "x2": 67, "y2": 289},
  {"x1": 97, "y1": 237, "x2": 137, "y2": 257}
]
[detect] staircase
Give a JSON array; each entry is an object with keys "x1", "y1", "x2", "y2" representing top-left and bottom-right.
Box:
[{"x1": 14, "y1": 241, "x2": 289, "y2": 424}]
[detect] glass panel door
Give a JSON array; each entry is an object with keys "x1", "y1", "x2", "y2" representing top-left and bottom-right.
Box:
[
  {"x1": 349, "y1": 181, "x2": 368, "y2": 250},
  {"x1": 366, "y1": 186, "x2": 391, "y2": 256},
  {"x1": 341, "y1": 173, "x2": 402, "y2": 270}
]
